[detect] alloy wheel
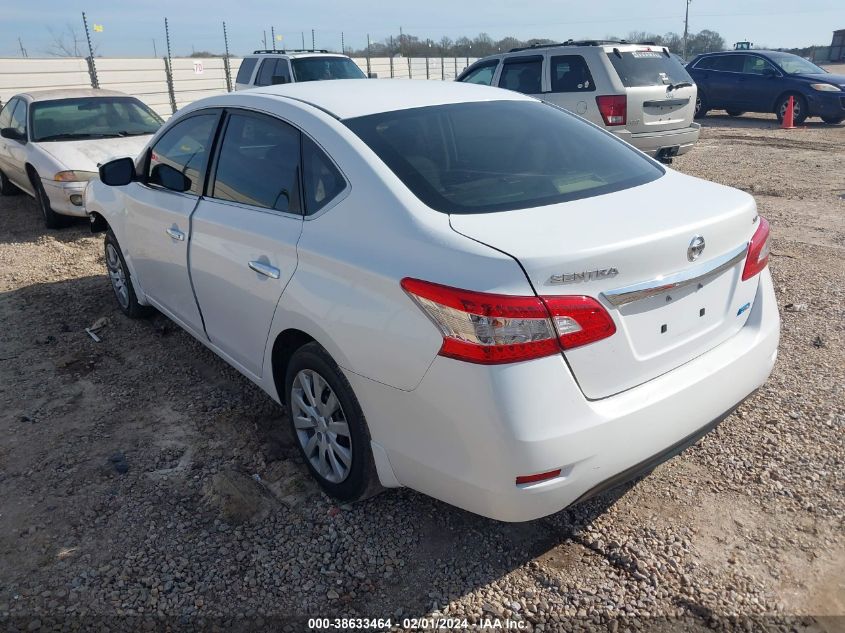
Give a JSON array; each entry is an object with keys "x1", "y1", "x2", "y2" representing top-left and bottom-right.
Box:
[
  {"x1": 290, "y1": 369, "x2": 352, "y2": 483},
  {"x1": 780, "y1": 98, "x2": 801, "y2": 120},
  {"x1": 105, "y1": 243, "x2": 130, "y2": 309}
]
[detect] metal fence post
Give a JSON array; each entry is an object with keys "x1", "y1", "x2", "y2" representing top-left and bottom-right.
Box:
[
  {"x1": 454, "y1": 57, "x2": 457, "y2": 78},
  {"x1": 222, "y1": 21, "x2": 232, "y2": 92},
  {"x1": 389, "y1": 56, "x2": 394, "y2": 78},
  {"x1": 407, "y1": 56, "x2": 411, "y2": 79},
  {"x1": 81, "y1": 12, "x2": 99, "y2": 88},
  {"x1": 164, "y1": 17, "x2": 177, "y2": 114},
  {"x1": 366, "y1": 34, "x2": 371, "y2": 76},
  {"x1": 441, "y1": 56, "x2": 444, "y2": 80},
  {"x1": 425, "y1": 57, "x2": 429, "y2": 80}
]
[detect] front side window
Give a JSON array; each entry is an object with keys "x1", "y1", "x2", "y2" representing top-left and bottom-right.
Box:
[
  {"x1": 211, "y1": 112, "x2": 301, "y2": 213},
  {"x1": 9, "y1": 100, "x2": 27, "y2": 136},
  {"x1": 291, "y1": 57, "x2": 366, "y2": 82},
  {"x1": 30, "y1": 97, "x2": 162, "y2": 142},
  {"x1": 148, "y1": 113, "x2": 218, "y2": 195},
  {"x1": 0, "y1": 98, "x2": 19, "y2": 129},
  {"x1": 692, "y1": 56, "x2": 715, "y2": 70},
  {"x1": 344, "y1": 100, "x2": 663, "y2": 215},
  {"x1": 606, "y1": 49, "x2": 694, "y2": 86},
  {"x1": 742, "y1": 56, "x2": 778, "y2": 75},
  {"x1": 302, "y1": 136, "x2": 345, "y2": 215},
  {"x1": 498, "y1": 56, "x2": 543, "y2": 94},
  {"x1": 459, "y1": 60, "x2": 499, "y2": 86},
  {"x1": 236, "y1": 57, "x2": 258, "y2": 84},
  {"x1": 550, "y1": 55, "x2": 595, "y2": 92}
]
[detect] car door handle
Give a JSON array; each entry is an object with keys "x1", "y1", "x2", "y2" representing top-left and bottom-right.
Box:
[
  {"x1": 248, "y1": 260, "x2": 280, "y2": 279},
  {"x1": 166, "y1": 227, "x2": 185, "y2": 241}
]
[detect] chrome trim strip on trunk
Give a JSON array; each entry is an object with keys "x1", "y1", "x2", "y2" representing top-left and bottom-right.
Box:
[{"x1": 601, "y1": 243, "x2": 748, "y2": 308}]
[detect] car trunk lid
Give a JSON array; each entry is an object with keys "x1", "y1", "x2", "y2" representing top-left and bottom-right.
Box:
[{"x1": 449, "y1": 170, "x2": 762, "y2": 399}]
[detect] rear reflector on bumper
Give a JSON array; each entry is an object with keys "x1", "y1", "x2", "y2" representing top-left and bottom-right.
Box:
[
  {"x1": 516, "y1": 468, "x2": 562, "y2": 486},
  {"x1": 401, "y1": 278, "x2": 616, "y2": 364}
]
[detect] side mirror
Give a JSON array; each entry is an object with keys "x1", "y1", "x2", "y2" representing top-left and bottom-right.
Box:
[
  {"x1": 150, "y1": 163, "x2": 191, "y2": 192},
  {"x1": 368, "y1": 72, "x2": 378, "y2": 79},
  {"x1": 99, "y1": 157, "x2": 136, "y2": 186},
  {"x1": 0, "y1": 127, "x2": 25, "y2": 142},
  {"x1": 271, "y1": 75, "x2": 288, "y2": 85}
]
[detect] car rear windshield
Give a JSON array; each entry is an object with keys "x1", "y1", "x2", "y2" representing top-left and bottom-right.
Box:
[
  {"x1": 30, "y1": 97, "x2": 163, "y2": 142},
  {"x1": 606, "y1": 49, "x2": 694, "y2": 87},
  {"x1": 344, "y1": 100, "x2": 663, "y2": 215},
  {"x1": 291, "y1": 57, "x2": 366, "y2": 82}
]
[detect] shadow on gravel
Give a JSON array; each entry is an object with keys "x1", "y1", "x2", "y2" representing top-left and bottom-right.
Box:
[
  {"x1": 699, "y1": 113, "x2": 839, "y2": 131},
  {"x1": 0, "y1": 193, "x2": 88, "y2": 246}
]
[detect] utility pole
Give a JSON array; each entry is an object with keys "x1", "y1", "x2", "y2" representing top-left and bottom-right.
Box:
[{"x1": 682, "y1": 0, "x2": 691, "y2": 60}]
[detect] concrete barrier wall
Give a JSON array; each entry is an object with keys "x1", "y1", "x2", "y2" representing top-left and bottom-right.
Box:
[{"x1": 0, "y1": 56, "x2": 477, "y2": 117}]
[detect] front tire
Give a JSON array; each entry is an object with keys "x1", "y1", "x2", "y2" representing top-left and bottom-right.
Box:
[
  {"x1": 29, "y1": 172, "x2": 69, "y2": 229},
  {"x1": 104, "y1": 230, "x2": 151, "y2": 319},
  {"x1": 285, "y1": 342, "x2": 377, "y2": 501},
  {"x1": 0, "y1": 169, "x2": 20, "y2": 195},
  {"x1": 776, "y1": 93, "x2": 808, "y2": 125}
]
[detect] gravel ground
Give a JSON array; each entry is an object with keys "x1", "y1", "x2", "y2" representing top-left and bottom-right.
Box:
[{"x1": 0, "y1": 112, "x2": 843, "y2": 633}]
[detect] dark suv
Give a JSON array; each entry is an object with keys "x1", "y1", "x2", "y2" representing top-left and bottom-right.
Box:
[{"x1": 686, "y1": 50, "x2": 844, "y2": 125}]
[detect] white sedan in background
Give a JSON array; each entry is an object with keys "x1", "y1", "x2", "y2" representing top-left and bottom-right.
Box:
[
  {"x1": 0, "y1": 89, "x2": 162, "y2": 228},
  {"x1": 84, "y1": 80, "x2": 779, "y2": 521}
]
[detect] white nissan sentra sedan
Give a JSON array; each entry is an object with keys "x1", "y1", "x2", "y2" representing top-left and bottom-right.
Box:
[{"x1": 84, "y1": 80, "x2": 779, "y2": 521}]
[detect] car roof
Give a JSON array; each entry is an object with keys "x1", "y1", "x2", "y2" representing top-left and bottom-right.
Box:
[
  {"x1": 248, "y1": 79, "x2": 533, "y2": 119},
  {"x1": 20, "y1": 88, "x2": 131, "y2": 102},
  {"x1": 246, "y1": 52, "x2": 350, "y2": 59}
]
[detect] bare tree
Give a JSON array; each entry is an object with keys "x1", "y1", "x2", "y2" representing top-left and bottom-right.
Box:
[{"x1": 47, "y1": 24, "x2": 98, "y2": 57}]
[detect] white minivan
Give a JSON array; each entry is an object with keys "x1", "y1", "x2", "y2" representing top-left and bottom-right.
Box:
[{"x1": 458, "y1": 40, "x2": 700, "y2": 162}]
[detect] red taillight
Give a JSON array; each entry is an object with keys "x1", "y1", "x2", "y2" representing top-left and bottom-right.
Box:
[
  {"x1": 542, "y1": 296, "x2": 617, "y2": 350},
  {"x1": 516, "y1": 469, "x2": 562, "y2": 486},
  {"x1": 401, "y1": 278, "x2": 616, "y2": 365},
  {"x1": 596, "y1": 95, "x2": 627, "y2": 126},
  {"x1": 741, "y1": 217, "x2": 771, "y2": 281}
]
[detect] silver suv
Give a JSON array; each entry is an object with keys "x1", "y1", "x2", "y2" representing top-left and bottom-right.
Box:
[
  {"x1": 458, "y1": 40, "x2": 700, "y2": 162},
  {"x1": 235, "y1": 50, "x2": 368, "y2": 90}
]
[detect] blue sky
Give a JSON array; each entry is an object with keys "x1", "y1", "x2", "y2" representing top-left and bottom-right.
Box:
[{"x1": 2, "y1": 0, "x2": 843, "y2": 57}]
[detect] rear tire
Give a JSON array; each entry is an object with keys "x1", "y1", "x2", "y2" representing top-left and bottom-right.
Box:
[
  {"x1": 0, "y1": 169, "x2": 20, "y2": 195},
  {"x1": 821, "y1": 116, "x2": 844, "y2": 125},
  {"x1": 775, "y1": 93, "x2": 808, "y2": 125},
  {"x1": 29, "y1": 170, "x2": 70, "y2": 229},
  {"x1": 285, "y1": 342, "x2": 378, "y2": 502},
  {"x1": 726, "y1": 110, "x2": 745, "y2": 117},
  {"x1": 694, "y1": 93, "x2": 708, "y2": 119},
  {"x1": 104, "y1": 230, "x2": 152, "y2": 319}
]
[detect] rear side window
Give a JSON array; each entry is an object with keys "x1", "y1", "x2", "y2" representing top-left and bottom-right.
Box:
[
  {"x1": 498, "y1": 56, "x2": 543, "y2": 94},
  {"x1": 236, "y1": 58, "x2": 258, "y2": 84},
  {"x1": 211, "y1": 112, "x2": 301, "y2": 213},
  {"x1": 344, "y1": 100, "x2": 662, "y2": 215},
  {"x1": 710, "y1": 55, "x2": 743, "y2": 73},
  {"x1": 302, "y1": 136, "x2": 345, "y2": 216},
  {"x1": 148, "y1": 113, "x2": 218, "y2": 195},
  {"x1": 550, "y1": 55, "x2": 595, "y2": 92},
  {"x1": 606, "y1": 50, "x2": 693, "y2": 87},
  {"x1": 459, "y1": 60, "x2": 499, "y2": 85}
]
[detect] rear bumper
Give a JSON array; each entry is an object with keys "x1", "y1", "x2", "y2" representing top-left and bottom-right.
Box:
[
  {"x1": 614, "y1": 123, "x2": 701, "y2": 157},
  {"x1": 348, "y1": 269, "x2": 779, "y2": 522},
  {"x1": 41, "y1": 179, "x2": 88, "y2": 217}
]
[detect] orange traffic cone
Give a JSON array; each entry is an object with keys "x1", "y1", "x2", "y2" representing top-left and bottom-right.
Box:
[{"x1": 781, "y1": 96, "x2": 795, "y2": 130}]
